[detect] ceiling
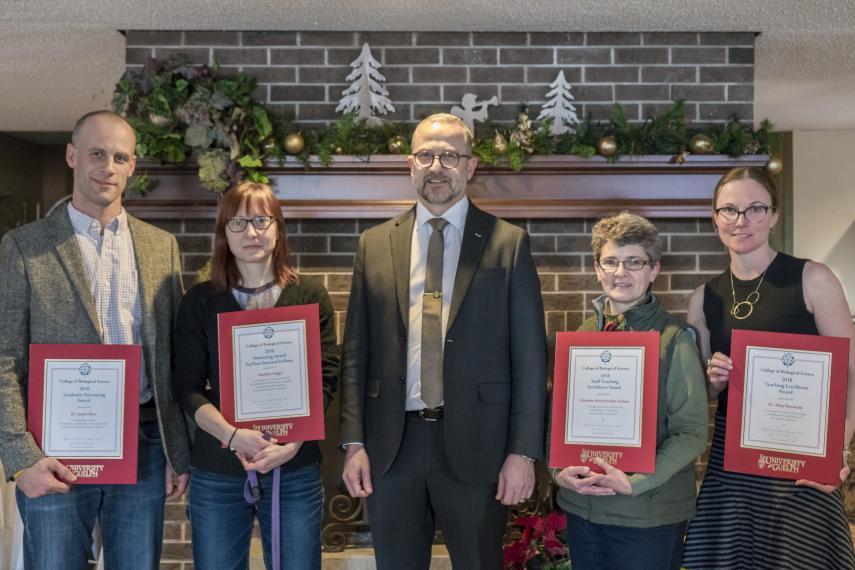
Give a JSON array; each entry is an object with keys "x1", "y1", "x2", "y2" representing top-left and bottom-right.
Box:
[{"x1": 1, "y1": 0, "x2": 854, "y2": 131}]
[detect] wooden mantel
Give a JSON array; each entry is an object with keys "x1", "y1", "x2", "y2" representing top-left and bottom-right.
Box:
[{"x1": 124, "y1": 154, "x2": 768, "y2": 219}]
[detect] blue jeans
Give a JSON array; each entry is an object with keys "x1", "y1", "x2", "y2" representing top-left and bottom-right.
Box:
[
  {"x1": 16, "y1": 420, "x2": 166, "y2": 570},
  {"x1": 188, "y1": 463, "x2": 323, "y2": 570},
  {"x1": 566, "y1": 512, "x2": 688, "y2": 570}
]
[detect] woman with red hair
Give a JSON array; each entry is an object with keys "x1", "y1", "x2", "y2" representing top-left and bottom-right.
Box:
[{"x1": 172, "y1": 181, "x2": 338, "y2": 569}]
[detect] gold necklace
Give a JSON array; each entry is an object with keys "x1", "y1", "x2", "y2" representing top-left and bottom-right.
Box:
[{"x1": 729, "y1": 267, "x2": 768, "y2": 320}]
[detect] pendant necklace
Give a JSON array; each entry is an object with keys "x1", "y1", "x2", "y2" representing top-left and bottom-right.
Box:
[{"x1": 729, "y1": 265, "x2": 769, "y2": 320}]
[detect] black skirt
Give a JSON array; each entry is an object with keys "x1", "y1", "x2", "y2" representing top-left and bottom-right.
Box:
[{"x1": 683, "y1": 412, "x2": 855, "y2": 569}]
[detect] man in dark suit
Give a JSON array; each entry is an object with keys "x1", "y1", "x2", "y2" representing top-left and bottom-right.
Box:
[{"x1": 340, "y1": 113, "x2": 547, "y2": 568}]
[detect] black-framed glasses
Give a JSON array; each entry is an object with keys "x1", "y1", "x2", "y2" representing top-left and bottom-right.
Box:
[
  {"x1": 225, "y1": 216, "x2": 275, "y2": 233},
  {"x1": 714, "y1": 205, "x2": 773, "y2": 224},
  {"x1": 596, "y1": 257, "x2": 655, "y2": 272},
  {"x1": 412, "y1": 151, "x2": 471, "y2": 169}
]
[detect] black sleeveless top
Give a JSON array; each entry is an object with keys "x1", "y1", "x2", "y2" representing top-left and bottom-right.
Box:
[{"x1": 703, "y1": 252, "x2": 818, "y2": 414}]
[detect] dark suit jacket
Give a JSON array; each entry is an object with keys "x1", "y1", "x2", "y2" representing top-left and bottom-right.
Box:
[
  {"x1": 339, "y1": 202, "x2": 547, "y2": 484},
  {"x1": 0, "y1": 208, "x2": 191, "y2": 478}
]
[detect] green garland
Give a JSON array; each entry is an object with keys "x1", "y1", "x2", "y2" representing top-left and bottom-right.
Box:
[{"x1": 114, "y1": 55, "x2": 775, "y2": 194}]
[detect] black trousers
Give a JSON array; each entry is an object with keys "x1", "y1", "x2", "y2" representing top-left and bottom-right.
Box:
[{"x1": 366, "y1": 414, "x2": 507, "y2": 569}]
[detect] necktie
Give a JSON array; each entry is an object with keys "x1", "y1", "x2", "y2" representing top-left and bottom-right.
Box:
[{"x1": 420, "y1": 218, "x2": 448, "y2": 409}]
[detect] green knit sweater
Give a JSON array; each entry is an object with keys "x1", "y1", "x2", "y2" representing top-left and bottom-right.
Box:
[{"x1": 555, "y1": 293, "x2": 708, "y2": 528}]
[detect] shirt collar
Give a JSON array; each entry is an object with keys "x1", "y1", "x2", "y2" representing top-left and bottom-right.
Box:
[
  {"x1": 415, "y1": 196, "x2": 469, "y2": 232},
  {"x1": 68, "y1": 202, "x2": 127, "y2": 236}
]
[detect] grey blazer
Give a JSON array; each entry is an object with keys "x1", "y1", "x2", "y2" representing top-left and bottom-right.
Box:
[
  {"x1": 339, "y1": 203, "x2": 548, "y2": 484},
  {"x1": 0, "y1": 208, "x2": 190, "y2": 478}
]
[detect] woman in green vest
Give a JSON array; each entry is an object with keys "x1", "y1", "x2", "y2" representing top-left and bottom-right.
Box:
[{"x1": 553, "y1": 211, "x2": 708, "y2": 570}]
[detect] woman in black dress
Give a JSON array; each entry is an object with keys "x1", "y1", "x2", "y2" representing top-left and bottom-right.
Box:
[{"x1": 682, "y1": 167, "x2": 855, "y2": 569}]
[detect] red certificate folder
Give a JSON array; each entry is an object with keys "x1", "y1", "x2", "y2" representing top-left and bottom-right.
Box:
[
  {"x1": 725, "y1": 329, "x2": 848, "y2": 485},
  {"x1": 550, "y1": 331, "x2": 659, "y2": 474},
  {"x1": 27, "y1": 344, "x2": 140, "y2": 484},
  {"x1": 217, "y1": 304, "x2": 325, "y2": 443}
]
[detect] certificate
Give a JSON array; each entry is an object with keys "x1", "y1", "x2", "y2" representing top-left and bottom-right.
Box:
[
  {"x1": 725, "y1": 330, "x2": 848, "y2": 484},
  {"x1": 550, "y1": 331, "x2": 659, "y2": 474},
  {"x1": 27, "y1": 344, "x2": 140, "y2": 484},
  {"x1": 218, "y1": 304, "x2": 325, "y2": 442}
]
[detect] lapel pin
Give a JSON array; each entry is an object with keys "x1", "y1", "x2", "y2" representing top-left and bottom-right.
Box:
[{"x1": 474, "y1": 232, "x2": 482, "y2": 238}]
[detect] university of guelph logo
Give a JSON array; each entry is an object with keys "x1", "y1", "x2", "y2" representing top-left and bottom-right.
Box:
[
  {"x1": 79, "y1": 363, "x2": 92, "y2": 376},
  {"x1": 263, "y1": 327, "x2": 275, "y2": 339},
  {"x1": 600, "y1": 350, "x2": 612, "y2": 363},
  {"x1": 757, "y1": 454, "x2": 805, "y2": 474},
  {"x1": 782, "y1": 352, "x2": 795, "y2": 367}
]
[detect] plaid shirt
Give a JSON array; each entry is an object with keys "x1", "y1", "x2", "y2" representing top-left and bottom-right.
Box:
[{"x1": 67, "y1": 203, "x2": 151, "y2": 403}]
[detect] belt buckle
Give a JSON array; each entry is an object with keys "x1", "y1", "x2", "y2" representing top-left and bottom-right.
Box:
[{"x1": 419, "y1": 407, "x2": 442, "y2": 421}]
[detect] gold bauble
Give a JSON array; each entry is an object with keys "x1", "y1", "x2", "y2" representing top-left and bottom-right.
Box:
[
  {"x1": 689, "y1": 134, "x2": 715, "y2": 154},
  {"x1": 387, "y1": 135, "x2": 407, "y2": 154},
  {"x1": 262, "y1": 139, "x2": 277, "y2": 154},
  {"x1": 765, "y1": 154, "x2": 784, "y2": 176},
  {"x1": 492, "y1": 132, "x2": 509, "y2": 155},
  {"x1": 332, "y1": 145, "x2": 344, "y2": 155},
  {"x1": 597, "y1": 136, "x2": 617, "y2": 157},
  {"x1": 283, "y1": 132, "x2": 305, "y2": 155}
]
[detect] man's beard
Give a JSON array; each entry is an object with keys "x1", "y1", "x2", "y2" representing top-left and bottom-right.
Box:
[{"x1": 417, "y1": 175, "x2": 461, "y2": 205}]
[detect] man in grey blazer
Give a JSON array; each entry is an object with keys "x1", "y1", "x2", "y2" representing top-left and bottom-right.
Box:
[
  {"x1": 340, "y1": 113, "x2": 547, "y2": 568},
  {"x1": 0, "y1": 110, "x2": 190, "y2": 569}
]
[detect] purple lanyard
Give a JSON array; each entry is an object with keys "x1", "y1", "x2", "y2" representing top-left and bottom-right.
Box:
[{"x1": 243, "y1": 433, "x2": 281, "y2": 570}]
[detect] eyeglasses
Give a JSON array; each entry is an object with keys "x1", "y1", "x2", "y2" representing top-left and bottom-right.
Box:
[
  {"x1": 597, "y1": 257, "x2": 655, "y2": 272},
  {"x1": 412, "y1": 151, "x2": 471, "y2": 169},
  {"x1": 714, "y1": 205, "x2": 773, "y2": 224},
  {"x1": 225, "y1": 216, "x2": 275, "y2": 233}
]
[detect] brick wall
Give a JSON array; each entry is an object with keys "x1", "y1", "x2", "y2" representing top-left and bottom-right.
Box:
[
  {"x1": 124, "y1": 31, "x2": 755, "y2": 126},
  {"x1": 123, "y1": 27, "x2": 753, "y2": 568}
]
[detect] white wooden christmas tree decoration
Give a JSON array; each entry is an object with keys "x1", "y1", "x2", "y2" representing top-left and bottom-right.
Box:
[
  {"x1": 536, "y1": 71, "x2": 579, "y2": 135},
  {"x1": 336, "y1": 43, "x2": 395, "y2": 123},
  {"x1": 450, "y1": 93, "x2": 498, "y2": 135}
]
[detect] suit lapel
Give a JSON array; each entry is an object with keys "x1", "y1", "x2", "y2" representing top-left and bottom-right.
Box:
[
  {"x1": 128, "y1": 216, "x2": 157, "y2": 365},
  {"x1": 389, "y1": 207, "x2": 416, "y2": 329},
  {"x1": 446, "y1": 204, "x2": 492, "y2": 333},
  {"x1": 51, "y1": 212, "x2": 103, "y2": 339}
]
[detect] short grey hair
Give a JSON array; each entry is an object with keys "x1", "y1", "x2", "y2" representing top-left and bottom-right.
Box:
[
  {"x1": 591, "y1": 211, "x2": 662, "y2": 262},
  {"x1": 413, "y1": 113, "x2": 473, "y2": 151}
]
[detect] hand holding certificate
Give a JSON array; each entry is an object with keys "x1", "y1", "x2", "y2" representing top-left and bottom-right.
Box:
[
  {"x1": 724, "y1": 330, "x2": 849, "y2": 485},
  {"x1": 549, "y1": 331, "x2": 659, "y2": 474},
  {"x1": 217, "y1": 304, "x2": 325, "y2": 442},
  {"x1": 27, "y1": 344, "x2": 141, "y2": 484}
]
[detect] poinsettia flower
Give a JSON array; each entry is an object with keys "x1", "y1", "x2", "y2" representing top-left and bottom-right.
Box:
[{"x1": 545, "y1": 511, "x2": 567, "y2": 532}]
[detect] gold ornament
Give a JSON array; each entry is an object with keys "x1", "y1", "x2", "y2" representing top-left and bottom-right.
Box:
[
  {"x1": 597, "y1": 136, "x2": 617, "y2": 157},
  {"x1": 689, "y1": 134, "x2": 715, "y2": 154},
  {"x1": 492, "y1": 132, "x2": 509, "y2": 155},
  {"x1": 332, "y1": 145, "x2": 344, "y2": 155},
  {"x1": 283, "y1": 132, "x2": 305, "y2": 155},
  {"x1": 765, "y1": 154, "x2": 784, "y2": 176},
  {"x1": 262, "y1": 139, "x2": 277, "y2": 154},
  {"x1": 387, "y1": 135, "x2": 407, "y2": 154},
  {"x1": 510, "y1": 112, "x2": 534, "y2": 154}
]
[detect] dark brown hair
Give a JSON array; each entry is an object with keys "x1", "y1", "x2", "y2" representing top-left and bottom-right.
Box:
[
  {"x1": 712, "y1": 167, "x2": 779, "y2": 211},
  {"x1": 211, "y1": 181, "x2": 298, "y2": 292}
]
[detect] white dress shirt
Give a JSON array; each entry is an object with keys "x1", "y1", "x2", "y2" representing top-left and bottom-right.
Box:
[
  {"x1": 405, "y1": 197, "x2": 469, "y2": 411},
  {"x1": 67, "y1": 203, "x2": 150, "y2": 403}
]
